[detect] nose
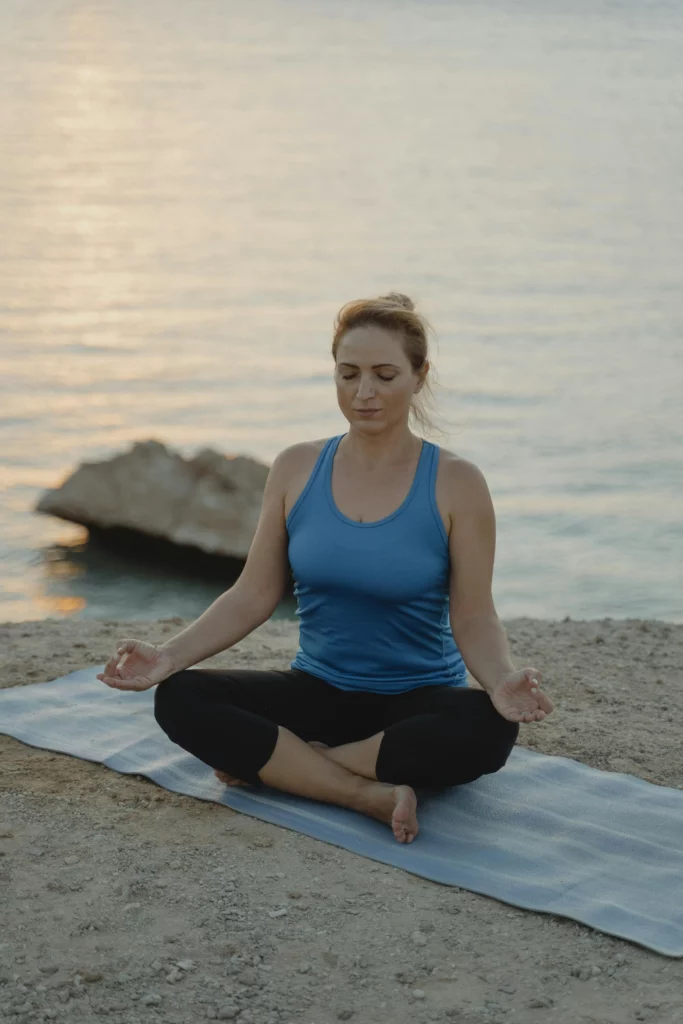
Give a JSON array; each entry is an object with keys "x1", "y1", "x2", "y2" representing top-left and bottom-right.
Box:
[{"x1": 355, "y1": 376, "x2": 376, "y2": 399}]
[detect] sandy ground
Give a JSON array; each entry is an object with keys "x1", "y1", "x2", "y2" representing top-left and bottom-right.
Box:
[{"x1": 1, "y1": 614, "x2": 682, "y2": 1024}]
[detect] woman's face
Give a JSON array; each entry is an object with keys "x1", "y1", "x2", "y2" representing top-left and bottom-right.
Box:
[{"x1": 334, "y1": 325, "x2": 425, "y2": 430}]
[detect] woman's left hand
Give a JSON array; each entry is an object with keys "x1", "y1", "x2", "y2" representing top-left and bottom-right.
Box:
[{"x1": 488, "y1": 667, "x2": 555, "y2": 723}]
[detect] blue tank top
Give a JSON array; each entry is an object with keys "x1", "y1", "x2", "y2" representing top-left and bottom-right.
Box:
[{"x1": 286, "y1": 433, "x2": 468, "y2": 693}]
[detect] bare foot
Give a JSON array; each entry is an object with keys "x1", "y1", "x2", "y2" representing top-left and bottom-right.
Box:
[
  {"x1": 362, "y1": 783, "x2": 419, "y2": 843},
  {"x1": 214, "y1": 768, "x2": 249, "y2": 787}
]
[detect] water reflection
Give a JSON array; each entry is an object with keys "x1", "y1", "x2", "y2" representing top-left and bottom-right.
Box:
[{"x1": 35, "y1": 530, "x2": 298, "y2": 622}]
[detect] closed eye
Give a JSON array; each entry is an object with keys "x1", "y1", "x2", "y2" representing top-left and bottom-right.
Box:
[{"x1": 340, "y1": 374, "x2": 395, "y2": 382}]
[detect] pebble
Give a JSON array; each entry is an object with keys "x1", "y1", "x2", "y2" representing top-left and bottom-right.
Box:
[
  {"x1": 141, "y1": 992, "x2": 162, "y2": 1006},
  {"x1": 412, "y1": 989, "x2": 426, "y2": 999},
  {"x1": 267, "y1": 908, "x2": 288, "y2": 918},
  {"x1": 238, "y1": 969, "x2": 259, "y2": 986},
  {"x1": 177, "y1": 959, "x2": 195, "y2": 971},
  {"x1": 82, "y1": 970, "x2": 103, "y2": 983},
  {"x1": 337, "y1": 1012, "x2": 354, "y2": 1021},
  {"x1": 217, "y1": 1005, "x2": 239, "y2": 1020},
  {"x1": 411, "y1": 930, "x2": 428, "y2": 946},
  {"x1": 64, "y1": 856, "x2": 80, "y2": 865}
]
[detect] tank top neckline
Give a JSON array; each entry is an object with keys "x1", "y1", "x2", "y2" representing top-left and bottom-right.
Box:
[{"x1": 326, "y1": 432, "x2": 429, "y2": 529}]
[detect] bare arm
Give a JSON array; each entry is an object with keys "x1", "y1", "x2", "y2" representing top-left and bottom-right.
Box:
[
  {"x1": 158, "y1": 446, "x2": 296, "y2": 672},
  {"x1": 447, "y1": 460, "x2": 516, "y2": 694}
]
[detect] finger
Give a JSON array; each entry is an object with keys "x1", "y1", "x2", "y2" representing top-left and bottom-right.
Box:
[
  {"x1": 98, "y1": 674, "x2": 144, "y2": 691},
  {"x1": 101, "y1": 655, "x2": 122, "y2": 677},
  {"x1": 536, "y1": 691, "x2": 554, "y2": 712}
]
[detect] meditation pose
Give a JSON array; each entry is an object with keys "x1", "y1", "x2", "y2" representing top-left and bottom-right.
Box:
[{"x1": 97, "y1": 292, "x2": 555, "y2": 843}]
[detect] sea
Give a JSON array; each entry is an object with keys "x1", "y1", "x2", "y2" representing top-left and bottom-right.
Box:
[{"x1": 1, "y1": 0, "x2": 682, "y2": 625}]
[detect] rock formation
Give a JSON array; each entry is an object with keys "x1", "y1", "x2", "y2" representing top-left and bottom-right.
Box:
[{"x1": 35, "y1": 439, "x2": 270, "y2": 560}]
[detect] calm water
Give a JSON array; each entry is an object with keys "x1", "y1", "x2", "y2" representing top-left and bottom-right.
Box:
[{"x1": 1, "y1": 0, "x2": 682, "y2": 625}]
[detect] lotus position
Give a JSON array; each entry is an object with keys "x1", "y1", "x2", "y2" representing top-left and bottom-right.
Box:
[{"x1": 97, "y1": 292, "x2": 555, "y2": 843}]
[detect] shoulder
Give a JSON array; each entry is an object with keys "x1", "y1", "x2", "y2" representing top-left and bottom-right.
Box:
[
  {"x1": 271, "y1": 438, "x2": 332, "y2": 506},
  {"x1": 273, "y1": 437, "x2": 329, "y2": 475},
  {"x1": 437, "y1": 448, "x2": 494, "y2": 517}
]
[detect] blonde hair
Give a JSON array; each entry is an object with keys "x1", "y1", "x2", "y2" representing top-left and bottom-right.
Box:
[{"x1": 331, "y1": 291, "x2": 457, "y2": 440}]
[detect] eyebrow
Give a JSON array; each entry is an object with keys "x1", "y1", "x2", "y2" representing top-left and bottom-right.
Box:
[{"x1": 338, "y1": 362, "x2": 400, "y2": 370}]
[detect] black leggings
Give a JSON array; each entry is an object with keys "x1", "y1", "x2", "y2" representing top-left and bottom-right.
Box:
[{"x1": 153, "y1": 667, "x2": 519, "y2": 791}]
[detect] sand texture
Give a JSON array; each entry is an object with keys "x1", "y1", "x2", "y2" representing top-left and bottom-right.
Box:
[{"x1": 1, "y1": 615, "x2": 682, "y2": 1024}]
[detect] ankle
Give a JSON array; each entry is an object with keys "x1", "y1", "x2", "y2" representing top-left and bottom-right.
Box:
[{"x1": 353, "y1": 779, "x2": 393, "y2": 815}]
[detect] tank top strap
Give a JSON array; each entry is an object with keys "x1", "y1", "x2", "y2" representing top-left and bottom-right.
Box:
[{"x1": 409, "y1": 437, "x2": 438, "y2": 510}]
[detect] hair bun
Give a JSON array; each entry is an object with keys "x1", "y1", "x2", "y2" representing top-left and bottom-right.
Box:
[{"x1": 380, "y1": 291, "x2": 415, "y2": 312}]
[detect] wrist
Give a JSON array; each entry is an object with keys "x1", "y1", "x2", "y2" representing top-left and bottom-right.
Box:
[
  {"x1": 481, "y1": 667, "x2": 516, "y2": 694},
  {"x1": 158, "y1": 640, "x2": 185, "y2": 674}
]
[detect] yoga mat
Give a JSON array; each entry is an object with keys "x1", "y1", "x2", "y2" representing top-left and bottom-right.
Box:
[{"x1": 1, "y1": 665, "x2": 682, "y2": 958}]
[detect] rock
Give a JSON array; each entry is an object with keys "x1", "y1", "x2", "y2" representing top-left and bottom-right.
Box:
[
  {"x1": 35, "y1": 439, "x2": 270, "y2": 560},
  {"x1": 217, "y1": 1005, "x2": 239, "y2": 1020},
  {"x1": 411, "y1": 930, "x2": 428, "y2": 946},
  {"x1": 141, "y1": 992, "x2": 162, "y2": 1006},
  {"x1": 82, "y1": 970, "x2": 103, "y2": 983},
  {"x1": 63, "y1": 856, "x2": 80, "y2": 865},
  {"x1": 412, "y1": 989, "x2": 426, "y2": 999}
]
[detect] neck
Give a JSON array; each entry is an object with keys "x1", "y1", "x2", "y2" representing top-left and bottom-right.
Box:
[{"x1": 339, "y1": 425, "x2": 421, "y2": 471}]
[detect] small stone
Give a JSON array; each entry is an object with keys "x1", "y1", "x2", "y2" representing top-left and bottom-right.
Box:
[
  {"x1": 528, "y1": 997, "x2": 553, "y2": 1009},
  {"x1": 217, "y1": 1005, "x2": 239, "y2": 1020},
  {"x1": 237, "y1": 969, "x2": 258, "y2": 986},
  {"x1": 123, "y1": 902, "x2": 141, "y2": 911},
  {"x1": 411, "y1": 930, "x2": 428, "y2": 946},
  {"x1": 176, "y1": 960, "x2": 195, "y2": 971},
  {"x1": 82, "y1": 970, "x2": 103, "y2": 983},
  {"x1": 251, "y1": 837, "x2": 273, "y2": 848},
  {"x1": 412, "y1": 988, "x2": 426, "y2": 999},
  {"x1": 165, "y1": 969, "x2": 183, "y2": 983},
  {"x1": 0, "y1": 830, "x2": 13, "y2": 839},
  {"x1": 267, "y1": 908, "x2": 287, "y2": 918},
  {"x1": 64, "y1": 856, "x2": 80, "y2": 865},
  {"x1": 498, "y1": 983, "x2": 516, "y2": 994},
  {"x1": 141, "y1": 992, "x2": 162, "y2": 1006},
  {"x1": 418, "y1": 921, "x2": 435, "y2": 933},
  {"x1": 337, "y1": 1012, "x2": 354, "y2": 1021}
]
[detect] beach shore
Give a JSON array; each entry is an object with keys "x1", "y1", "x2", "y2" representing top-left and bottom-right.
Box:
[{"x1": 1, "y1": 615, "x2": 682, "y2": 1023}]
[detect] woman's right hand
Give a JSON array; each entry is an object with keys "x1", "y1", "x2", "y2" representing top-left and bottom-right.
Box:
[{"x1": 96, "y1": 639, "x2": 179, "y2": 692}]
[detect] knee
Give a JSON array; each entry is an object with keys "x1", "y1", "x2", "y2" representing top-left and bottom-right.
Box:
[
  {"x1": 481, "y1": 713, "x2": 519, "y2": 773},
  {"x1": 153, "y1": 670, "x2": 194, "y2": 732}
]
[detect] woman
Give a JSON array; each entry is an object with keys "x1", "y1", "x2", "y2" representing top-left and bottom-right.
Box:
[{"x1": 97, "y1": 292, "x2": 555, "y2": 844}]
